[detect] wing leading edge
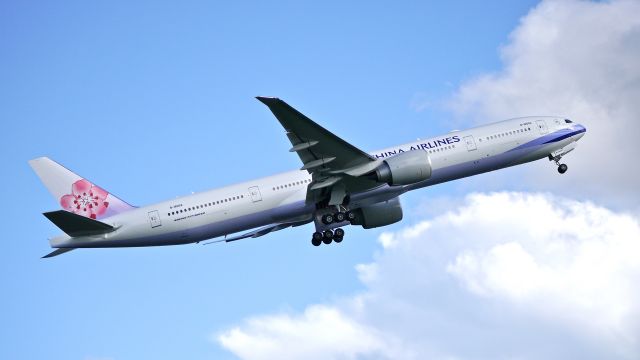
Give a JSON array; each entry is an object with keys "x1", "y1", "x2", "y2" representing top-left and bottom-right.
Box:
[{"x1": 256, "y1": 97, "x2": 384, "y2": 205}]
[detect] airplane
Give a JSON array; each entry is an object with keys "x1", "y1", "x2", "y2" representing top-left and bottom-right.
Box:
[{"x1": 30, "y1": 97, "x2": 586, "y2": 258}]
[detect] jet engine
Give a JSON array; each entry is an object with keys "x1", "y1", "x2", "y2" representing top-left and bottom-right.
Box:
[
  {"x1": 350, "y1": 197, "x2": 403, "y2": 229},
  {"x1": 369, "y1": 150, "x2": 432, "y2": 185}
]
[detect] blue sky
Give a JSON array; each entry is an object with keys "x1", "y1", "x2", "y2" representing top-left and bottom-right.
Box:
[{"x1": 2, "y1": 1, "x2": 639, "y2": 359}]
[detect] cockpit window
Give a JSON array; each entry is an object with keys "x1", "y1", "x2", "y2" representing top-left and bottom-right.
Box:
[{"x1": 564, "y1": 119, "x2": 573, "y2": 123}]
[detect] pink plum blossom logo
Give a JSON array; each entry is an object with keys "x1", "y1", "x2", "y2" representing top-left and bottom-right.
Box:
[{"x1": 60, "y1": 179, "x2": 110, "y2": 219}]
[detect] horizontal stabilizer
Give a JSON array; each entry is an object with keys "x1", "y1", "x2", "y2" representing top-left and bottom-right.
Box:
[
  {"x1": 42, "y1": 248, "x2": 75, "y2": 258},
  {"x1": 43, "y1": 210, "x2": 114, "y2": 237}
]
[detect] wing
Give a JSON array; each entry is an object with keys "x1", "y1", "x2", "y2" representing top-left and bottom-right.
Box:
[{"x1": 257, "y1": 97, "x2": 384, "y2": 205}]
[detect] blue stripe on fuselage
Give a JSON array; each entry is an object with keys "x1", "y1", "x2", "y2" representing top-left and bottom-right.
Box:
[{"x1": 509, "y1": 127, "x2": 585, "y2": 152}]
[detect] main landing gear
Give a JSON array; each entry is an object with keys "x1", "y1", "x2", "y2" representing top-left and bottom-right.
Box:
[{"x1": 311, "y1": 210, "x2": 355, "y2": 246}]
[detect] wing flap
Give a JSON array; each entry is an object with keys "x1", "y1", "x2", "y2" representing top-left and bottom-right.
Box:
[{"x1": 204, "y1": 218, "x2": 313, "y2": 244}]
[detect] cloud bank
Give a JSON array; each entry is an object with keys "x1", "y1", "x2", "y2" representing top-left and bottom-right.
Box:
[
  {"x1": 449, "y1": 0, "x2": 640, "y2": 207},
  {"x1": 217, "y1": 192, "x2": 640, "y2": 359}
]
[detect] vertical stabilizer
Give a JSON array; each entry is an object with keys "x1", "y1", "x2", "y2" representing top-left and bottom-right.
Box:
[{"x1": 29, "y1": 157, "x2": 135, "y2": 220}]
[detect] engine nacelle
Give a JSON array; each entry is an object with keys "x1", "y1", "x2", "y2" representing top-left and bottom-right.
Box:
[
  {"x1": 351, "y1": 197, "x2": 403, "y2": 229},
  {"x1": 372, "y1": 150, "x2": 432, "y2": 185}
]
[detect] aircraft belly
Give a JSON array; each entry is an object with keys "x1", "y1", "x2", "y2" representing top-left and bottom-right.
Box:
[{"x1": 51, "y1": 198, "x2": 311, "y2": 248}]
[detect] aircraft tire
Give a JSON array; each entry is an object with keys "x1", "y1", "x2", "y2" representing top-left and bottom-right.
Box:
[
  {"x1": 321, "y1": 214, "x2": 334, "y2": 224},
  {"x1": 333, "y1": 228, "x2": 344, "y2": 243},
  {"x1": 322, "y1": 230, "x2": 334, "y2": 244},
  {"x1": 345, "y1": 211, "x2": 357, "y2": 224},
  {"x1": 558, "y1": 164, "x2": 568, "y2": 174},
  {"x1": 312, "y1": 232, "x2": 323, "y2": 246},
  {"x1": 335, "y1": 212, "x2": 346, "y2": 222}
]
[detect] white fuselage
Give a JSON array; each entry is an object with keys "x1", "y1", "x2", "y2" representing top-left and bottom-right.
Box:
[{"x1": 50, "y1": 116, "x2": 586, "y2": 248}]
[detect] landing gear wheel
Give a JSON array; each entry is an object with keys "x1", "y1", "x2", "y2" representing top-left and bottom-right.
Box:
[
  {"x1": 321, "y1": 214, "x2": 334, "y2": 224},
  {"x1": 558, "y1": 163, "x2": 568, "y2": 174},
  {"x1": 334, "y1": 212, "x2": 346, "y2": 222},
  {"x1": 345, "y1": 210, "x2": 357, "y2": 224},
  {"x1": 322, "y1": 230, "x2": 334, "y2": 244},
  {"x1": 311, "y1": 232, "x2": 323, "y2": 246},
  {"x1": 333, "y1": 228, "x2": 344, "y2": 243}
]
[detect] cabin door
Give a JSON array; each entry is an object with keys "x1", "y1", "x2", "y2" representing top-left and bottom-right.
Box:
[
  {"x1": 148, "y1": 210, "x2": 162, "y2": 228},
  {"x1": 248, "y1": 186, "x2": 262, "y2": 202},
  {"x1": 463, "y1": 135, "x2": 477, "y2": 151},
  {"x1": 536, "y1": 120, "x2": 549, "y2": 134}
]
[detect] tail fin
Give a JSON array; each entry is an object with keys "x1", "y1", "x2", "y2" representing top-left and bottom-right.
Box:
[{"x1": 29, "y1": 157, "x2": 135, "y2": 220}]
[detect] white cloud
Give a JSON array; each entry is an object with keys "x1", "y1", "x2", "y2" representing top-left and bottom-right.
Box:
[
  {"x1": 217, "y1": 192, "x2": 640, "y2": 359},
  {"x1": 216, "y1": 305, "x2": 407, "y2": 360},
  {"x1": 448, "y1": 0, "x2": 640, "y2": 207}
]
